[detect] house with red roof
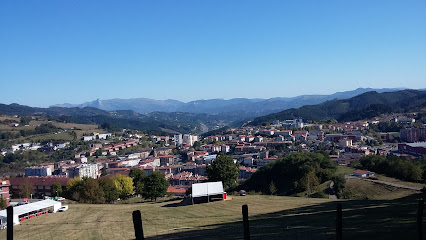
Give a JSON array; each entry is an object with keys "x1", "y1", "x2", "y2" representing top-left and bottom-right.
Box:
[
  {"x1": 353, "y1": 170, "x2": 375, "y2": 178},
  {"x1": 167, "y1": 186, "x2": 187, "y2": 197}
]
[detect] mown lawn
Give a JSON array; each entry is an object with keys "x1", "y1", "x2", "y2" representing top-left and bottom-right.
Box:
[{"x1": 1, "y1": 194, "x2": 424, "y2": 240}]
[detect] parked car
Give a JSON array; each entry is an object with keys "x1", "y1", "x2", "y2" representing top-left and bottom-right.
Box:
[
  {"x1": 58, "y1": 205, "x2": 68, "y2": 212},
  {"x1": 56, "y1": 197, "x2": 65, "y2": 201},
  {"x1": 239, "y1": 190, "x2": 247, "y2": 196}
]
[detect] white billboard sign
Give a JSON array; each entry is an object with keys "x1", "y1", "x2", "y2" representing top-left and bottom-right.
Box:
[{"x1": 192, "y1": 181, "x2": 224, "y2": 198}]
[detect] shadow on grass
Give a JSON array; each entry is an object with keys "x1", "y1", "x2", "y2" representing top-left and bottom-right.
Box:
[{"x1": 146, "y1": 193, "x2": 425, "y2": 240}]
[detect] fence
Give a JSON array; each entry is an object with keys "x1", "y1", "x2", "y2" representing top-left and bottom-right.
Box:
[{"x1": 2, "y1": 199, "x2": 425, "y2": 239}]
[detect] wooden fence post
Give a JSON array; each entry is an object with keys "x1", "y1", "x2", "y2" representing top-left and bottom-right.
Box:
[
  {"x1": 242, "y1": 204, "x2": 250, "y2": 240},
  {"x1": 7, "y1": 206, "x2": 13, "y2": 240},
  {"x1": 336, "y1": 203, "x2": 342, "y2": 240},
  {"x1": 418, "y1": 199, "x2": 424, "y2": 240},
  {"x1": 132, "y1": 210, "x2": 144, "y2": 240}
]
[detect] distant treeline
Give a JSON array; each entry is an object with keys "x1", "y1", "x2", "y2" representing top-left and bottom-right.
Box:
[{"x1": 351, "y1": 155, "x2": 426, "y2": 182}]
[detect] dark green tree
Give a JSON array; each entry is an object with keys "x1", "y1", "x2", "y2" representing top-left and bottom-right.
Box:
[
  {"x1": 206, "y1": 154, "x2": 239, "y2": 190},
  {"x1": 331, "y1": 175, "x2": 346, "y2": 198},
  {"x1": 99, "y1": 178, "x2": 119, "y2": 203},
  {"x1": 51, "y1": 182, "x2": 63, "y2": 197},
  {"x1": 80, "y1": 178, "x2": 105, "y2": 204},
  {"x1": 129, "y1": 168, "x2": 147, "y2": 195},
  {"x1": 142, "y1": 171, "x2": 169, "y2": 201},
  {"x1": 100, "y1": 167, "x2": 108, "y2": 177}
]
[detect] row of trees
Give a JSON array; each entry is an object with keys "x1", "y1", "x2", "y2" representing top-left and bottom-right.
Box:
[
  {"x1": 64, "y1": 170, "x2": 169, "y2": 203},
  {"x1": 351, "y1": 155, "x2": 425, "y2": 182}
]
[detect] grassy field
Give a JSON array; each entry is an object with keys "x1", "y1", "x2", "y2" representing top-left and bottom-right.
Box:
[
  {"x1": 0, "y1": 117, "x2": 102, "y2": 142},
  {"x1": 336, "y1": 165, "x2": 355, "y2": 175},
  {"x1": 344, "y1": 178, "x2": 419, "y2": 200},
  {"x1": 28, "y1": 132, "x2": 75, "y2": 142},
  {"x1": 374, "y1": 175, "x2": 426, "y2": 189},
  {"x1": 30, "y1": 120, "x2": 102, "y2": 139},
  {"x1": 1, "y1": 194, "x2": 424, "y2": 240}
]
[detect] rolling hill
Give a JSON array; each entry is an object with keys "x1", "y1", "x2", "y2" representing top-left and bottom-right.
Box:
[
  {"x1": 0, "y1": 104, "x2": 229, "y2": 134},
  {"x1": 249, "y1": 89, "x2": 426, "y2": 125}
]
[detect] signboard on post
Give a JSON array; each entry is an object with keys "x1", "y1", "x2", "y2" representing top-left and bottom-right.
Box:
[{"x1": 192, "y1": 182, "x2": 224, "y2": 198}]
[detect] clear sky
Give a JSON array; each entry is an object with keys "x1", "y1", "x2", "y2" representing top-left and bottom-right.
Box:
[{"x1": 1, "y1": 1, "x2": 425, "y2": 107}]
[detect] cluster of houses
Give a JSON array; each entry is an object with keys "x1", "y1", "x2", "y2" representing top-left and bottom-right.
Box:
[
  {"x1": 4, "y1": 142, "x2": 70, "y2": 155},
  {"x1": 3, "y1": 115, "x2": 425, "y2": 202}
]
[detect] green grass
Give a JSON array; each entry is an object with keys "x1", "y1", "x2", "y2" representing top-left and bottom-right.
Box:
[
  {"x1": 2, "y1": 194, "x2": 424, "y2": 240},
  {"x1": 344, "y1": 179, "x2": 419, "y2": 200},
  {"x1": 28, "y1": 132, "x2": 75, "y2": 142},
  {"x1": 336, "y1": 165, "x2": 355, "y2": 176},
  {"x1": 374, "y1": 174, "x2": 426, "y2": 189}
]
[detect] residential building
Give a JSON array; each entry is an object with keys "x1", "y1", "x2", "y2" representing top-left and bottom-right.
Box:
[
  {"x1": 339, "y1": 139, "x2": 352, "y2": 148},
  {"x1": 174, "y1": 134, "x2": 183, "y2": 146},
  {"x1": 67, "y1": 164, "x2": 99, "y2": 179},
  {"x1": 25, "y1": 166, "x2": 52, "y2": 177},
  {"x1": 167, "y1": 172, "x2": 207, "y2": 186},
  {"x1": 400, "y1": 128, "x2": 426, "y2": 143},
  {"x1": 275, "y1": 130, "x2": 292, "y2": 137},
  {"x1": 353, "y1": 170, "x2": 375, "y2": 178},
  {"x1": 9, "y1": 176, "x2": 69, "y2": 198},
  {"x1": 160, "y1": 155, "x2": 175, "y2": 166},
  {"x1": 398, "y1": 142, "x2": 426, "y2": 156}
]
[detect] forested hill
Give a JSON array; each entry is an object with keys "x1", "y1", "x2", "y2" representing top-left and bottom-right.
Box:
[
  {"x1": 250, "y1": 90, "x2": 426, "y2": 125},
  {"x1": 0, "y1": 104, "x2": 227, "y2": 135}
]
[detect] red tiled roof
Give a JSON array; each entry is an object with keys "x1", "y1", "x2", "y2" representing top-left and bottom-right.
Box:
[
  {"x1": 10, "y1": 176, "x2": 70, "y2": 187},
  {"x1": 353, "y1": 169, "x2": 372, "y2": 175}
]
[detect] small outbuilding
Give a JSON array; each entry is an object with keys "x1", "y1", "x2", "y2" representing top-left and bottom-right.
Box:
[{"x1": 353, "y1": 169, "x2": 375, "y2": 178}]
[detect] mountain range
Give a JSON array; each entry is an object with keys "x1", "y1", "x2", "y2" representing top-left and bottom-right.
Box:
[
  {"x1": 2, "y1": 88, "x2": 423, "y2": 135},
  {"x1": 52, "y1": 88, "x2": 405, "y2": 117}
]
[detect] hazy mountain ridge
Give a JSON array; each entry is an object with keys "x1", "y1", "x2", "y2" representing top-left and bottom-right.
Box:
[{"x1": 52, "y1": 88, "x2": 405, "y2": 115}]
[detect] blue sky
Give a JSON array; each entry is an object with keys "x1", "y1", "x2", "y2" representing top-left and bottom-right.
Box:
[{"x1": 1, "y1": 1, "x2": 425, "y2": 107}]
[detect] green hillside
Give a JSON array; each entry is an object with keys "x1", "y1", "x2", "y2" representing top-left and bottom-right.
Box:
[
  {"x1": 0, "y1": 104, "x2": 227, "y2": 134},
  {"x1": 250, "y1": 90, "x2": 426, "y2": 125}
]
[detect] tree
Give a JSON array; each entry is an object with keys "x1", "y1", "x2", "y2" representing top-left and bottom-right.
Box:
[
  {"x1": 66, "y1": 177, "x2": 82, "y2": 201},
  {"x1": 80, "y1": 178, "x2": 105, "y2": 203},
  {"x1": 299, "y1": 171, "x2": 319, "y2": 197},
  {"x1": 0, "y1": 198, "x2": 7, "y2": 209},
  {"x1": 113, "y1": 174, "x2": 133, "y2": 199},
  {"x1": 142, "y1": 171, "x2": 169, "y2": 201},
  {"x1": 94, "y1": 149, "x2": 103, "y2": 157},
  {"x1": 20, "y1": 116, "x2": 31, "y2": 125},
  {"x1": 331, "y1": 175, "x2": 346, "y2": 198},
  {"x1": 18, "y1": 178, "x2": 33, "y2": 198},
  {"x1": 129, "y1": 168, "x2": 147, "y2": 195},
  {"x1": 206, "y1": 154, "x2": 239, "y2": 190},
  {"x1": 100, "y1": 167, "x2": 108, "y2": 177},
  {"x1": 52, "y1": 182, "x2": 63, "y2": 197},
  {"x1": 99, "y1": 178, "x2": 119, "y2": 203},
  {"x1": 269, "y1": 181, "x2": 277, "y2": 195}
]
